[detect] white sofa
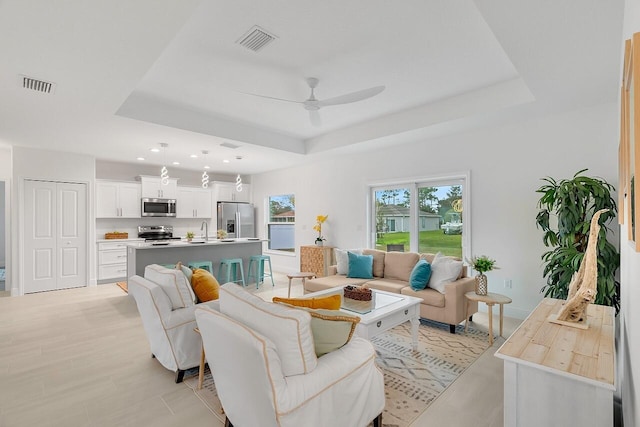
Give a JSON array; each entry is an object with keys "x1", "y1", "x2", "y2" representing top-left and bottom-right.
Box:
[
  {"x1": 128, "y1": 264, "x2": 219, "y2": 383},
  {"x1": 195, "y1": 283, "x2": 385, "y2": 427}
]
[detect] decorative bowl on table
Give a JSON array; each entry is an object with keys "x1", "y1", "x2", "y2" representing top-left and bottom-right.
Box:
[{"x1": 343, "y1": 285, "x2": 372, "y2": 301}]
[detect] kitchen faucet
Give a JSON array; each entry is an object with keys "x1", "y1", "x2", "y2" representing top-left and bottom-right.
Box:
[{"x1": 201, "y1": 221, "x2": 209, "y2": 241}]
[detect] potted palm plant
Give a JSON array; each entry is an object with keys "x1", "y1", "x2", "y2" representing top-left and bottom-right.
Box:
[{"x1": 467, "y1": 255, "x2": 498, "y2": 295}]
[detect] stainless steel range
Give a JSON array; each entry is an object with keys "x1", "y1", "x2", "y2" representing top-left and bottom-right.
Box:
[{"x1": 138, "y1": 225, "x2": 181, "y2": 245}]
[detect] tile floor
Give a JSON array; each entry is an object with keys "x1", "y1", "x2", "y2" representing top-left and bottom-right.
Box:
[{"x1": 0, "y1": 272, "x2": 521, "y2": 427}]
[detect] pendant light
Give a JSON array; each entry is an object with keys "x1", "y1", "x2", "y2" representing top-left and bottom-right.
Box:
[
  {"x1": 201, "y1": 150, "x2": 210, "y2": 189},
  {"x1": 160, "y1": 143, "x2": 170, "y2": 185},
  {"x1": 235, "y1": 174, "x2": 243, "y2": 192}
]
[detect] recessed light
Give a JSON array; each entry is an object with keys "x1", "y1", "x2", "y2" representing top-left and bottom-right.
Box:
[
  {"x1": 190, "y1": 154, "x2": 198, "y2": 158},
  {"x1": 223, "y1": 159, "x2": 230, "y2": 163},
  {"x1": 150, "y1": 148, "x2": 160, "y2": 153},
  {"x1": 204, "y1": 165, "x2": 210, "y2": 169},
  {"x1": 172, "y1": 161, "x2": 180, "y2": 165},
  {"x1": 136, "y1": 157, "x2": 145, "y2": 161}
]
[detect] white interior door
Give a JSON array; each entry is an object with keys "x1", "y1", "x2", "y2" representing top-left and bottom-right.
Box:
[
  {"x1": 24, "y1": 180, "x2": 86, "y2": 293},
  {"x1": 57, "y1": 183, "x2": 86, "y2": 289}
]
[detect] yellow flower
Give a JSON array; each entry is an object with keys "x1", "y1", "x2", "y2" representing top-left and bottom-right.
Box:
[
  {"x1": 314, "y1": 214, "x2": 328, "y2": 239},
  {"x1": 316, "y1": 215, "x2": 328, "y2": 223}
]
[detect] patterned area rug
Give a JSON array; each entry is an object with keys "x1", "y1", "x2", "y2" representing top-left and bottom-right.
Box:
[{"x1": 184, "y1": 319, "x2": 489, "y2": 427}]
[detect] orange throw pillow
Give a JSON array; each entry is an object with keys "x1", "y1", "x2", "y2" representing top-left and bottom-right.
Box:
[
  {"x1": 191, "y1": 268, "x2": 220, "y2": 302},
  {"x1": 272, "y1": 294, "x2": 341, "y2": 310}
]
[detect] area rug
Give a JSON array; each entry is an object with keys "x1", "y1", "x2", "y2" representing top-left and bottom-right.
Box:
[
  {"x1": 115, "y1": 281, "x2": 128, "y2": 293},
  {"x1": 184, "y1": 319, "x2": 489, "y2": 427}
]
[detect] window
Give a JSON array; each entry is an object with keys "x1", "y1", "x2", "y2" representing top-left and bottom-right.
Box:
[
  {"x1": 267, "y1": 194, "x2": 295, "y2": 252},
  {"x1": 371, "y1": 174, "x2": 468, "y2": 259}
]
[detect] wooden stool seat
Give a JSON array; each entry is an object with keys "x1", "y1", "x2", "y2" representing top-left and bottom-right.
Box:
[{"x1": 286, "y1": 272, "x2": 316, "y2": 297}]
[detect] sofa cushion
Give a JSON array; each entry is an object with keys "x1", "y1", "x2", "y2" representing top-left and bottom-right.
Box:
[
  {"x1": 401, "y1": 286, "x2": 446, "y2": 308},
  {"x1": 421, "y1": 253, "x2": 466, "y2": 279},
  {"x1": 144, "y1": 264, "x2": 195, "y2": 310},
  {"x1": 191, "y1": 268, "x2": 220, "y2": 302},
  {"x1": 219, "y1": 283, "x2": 317, "y2": 376},
  {"x1": 383, "y1": 252, "x2": 420, "y2": 282},
  {"x1": 279, "y1": 305, "x2": 360, "y2": 357},
  {"x1": 335, "y1": 248, "x2": 362, "y2": 275},
  {"x1": 272, "y1": 295, "x2": 341, "y2": 310},
  {"x1": 347, "y1": 252, "x2": 374, "y2": 279},
  {"x1": 366, "y1": 279, "x2": 408, "y2": 294},
  {"x1": 410, "y1": 259, "x2": 432, "y2": 291},
  {"x1": 305, "y1": 275, "x2": 369, "y2": 293},
  {"x1": 428, "y1": 252, "x2": 463, "y2": 293},
  {"x1": 362, "y1": 249, "x2": 385, "y2": 277}
]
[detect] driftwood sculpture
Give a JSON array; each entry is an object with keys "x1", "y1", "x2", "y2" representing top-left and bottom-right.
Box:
[{"x1": 554, "y1": 208, "x2": 608, "y2": 324}]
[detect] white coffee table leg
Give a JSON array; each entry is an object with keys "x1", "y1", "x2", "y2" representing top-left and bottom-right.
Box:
[{"x1": 410, "y1": 315, "x2": 419, "y2": 351}]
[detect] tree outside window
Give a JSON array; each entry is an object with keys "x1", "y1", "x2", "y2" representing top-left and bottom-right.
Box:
[{"x1": 268, "y1": 194, "x2": 295, "y2": 252}]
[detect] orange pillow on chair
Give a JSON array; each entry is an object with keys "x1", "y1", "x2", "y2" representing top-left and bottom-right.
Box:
[
  {"x1": 191, "y1": 268, "x2": 220, "y2": 302},
  {"x1": 272, "y1": 294, "x2": 341, "y2": 310}
]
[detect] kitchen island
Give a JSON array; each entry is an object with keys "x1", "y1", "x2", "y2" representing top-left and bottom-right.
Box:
[{"x1": 126, "y1": 238, "x2": 265, "y2": 281}]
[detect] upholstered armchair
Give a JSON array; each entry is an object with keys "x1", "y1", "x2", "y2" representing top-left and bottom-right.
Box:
[
  {"x1": 195, "y1": 283, "x2": 385, "y2": 427},
  {"x1": 128, "y1": 264, "x2": 219, "y2": 383}
]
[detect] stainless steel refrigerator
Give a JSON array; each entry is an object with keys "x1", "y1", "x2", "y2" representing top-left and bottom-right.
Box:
[{"x1": 217, "y1": 202, "x2": 255, "y2": 238}]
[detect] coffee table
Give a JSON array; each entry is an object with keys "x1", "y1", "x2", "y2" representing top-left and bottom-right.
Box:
[{"x1": 305, "y1": 287, "x2": 422, "y2": 350}]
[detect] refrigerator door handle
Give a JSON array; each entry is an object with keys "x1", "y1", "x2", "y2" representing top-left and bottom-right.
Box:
[{"x1": 236, "y1": 211, "x2": 240, "y2": 238}]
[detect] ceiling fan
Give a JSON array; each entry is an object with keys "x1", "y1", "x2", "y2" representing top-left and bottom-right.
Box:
[{"x1": 248, "y1": 77, "x2": 385, "y2": 126}]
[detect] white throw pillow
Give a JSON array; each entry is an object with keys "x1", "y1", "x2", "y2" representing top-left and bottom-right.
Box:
[
  {"x1": 428, "y1": 252, "x2": 463, "y2": 294},
  {"x1": 219, "y1": 283, "x2": 318, "y2": 376},
  {"x1": 335, "y1": 248, "x2": 362, "y2": 275},
  {"x1": 144, "y1": 264, "x2": 195, "y2": 309}
]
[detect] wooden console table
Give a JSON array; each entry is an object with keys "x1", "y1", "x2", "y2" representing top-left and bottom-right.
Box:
[
  {"x1": 495, "y1": 298, "x2": 615, "y2": 427},
  {"x1": 299, "y1": 245, "x2": 334, "y2": 277}
]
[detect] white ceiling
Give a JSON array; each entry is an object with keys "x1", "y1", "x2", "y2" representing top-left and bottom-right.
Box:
[{"x1": 0, "y1": 0, "x2": 625, "y2": 175}]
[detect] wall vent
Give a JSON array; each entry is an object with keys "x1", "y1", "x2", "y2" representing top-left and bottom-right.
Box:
[
  {"x1": 20, "y1": 75, "x2": 56, "y2": 94},
  {"x1": 235, "y1": 25, "x2": 277, "y2": 52}
]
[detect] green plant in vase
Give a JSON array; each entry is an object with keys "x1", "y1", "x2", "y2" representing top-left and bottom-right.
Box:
[
  {"x1": 467, "y1": 255, "x2": 498, "y2": 295},
  {"x1": 186, "y1": 231, "x2": 194, "y2": 241}
]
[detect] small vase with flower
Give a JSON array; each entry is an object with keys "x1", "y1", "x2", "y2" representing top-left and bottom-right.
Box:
[{"x1": 313, "y1": 215, "x2": 328, "y2": 246}]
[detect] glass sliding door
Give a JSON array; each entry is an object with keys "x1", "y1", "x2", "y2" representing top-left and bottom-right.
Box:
[
  {"x1": 373, "y1": 187, "x2": 411, "y2": 252},
  {"x1": 371, "y1": 175, "x2": 468, "y2": 259}
]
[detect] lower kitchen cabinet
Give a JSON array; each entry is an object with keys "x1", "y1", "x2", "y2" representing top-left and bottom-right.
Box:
[{"x1": 97, "y1": 240, "x2": 139, "y2": 282}]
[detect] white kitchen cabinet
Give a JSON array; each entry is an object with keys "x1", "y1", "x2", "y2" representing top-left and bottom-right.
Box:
[
  {"x1": 139, "y1": 176, "x2": 178, "y2": 199},
  {"x1": 96, "y1": 181, "x2": 141, "y2": 218},
  {"x1": 213, "y1": 181, "x2": 251, "y2": 202},
  {"x1": 97, "y1": 240, "x2": 132, "y2": 281},
  {"x1": 177, "y1": 186, "x2": 212, "y2": 218}
]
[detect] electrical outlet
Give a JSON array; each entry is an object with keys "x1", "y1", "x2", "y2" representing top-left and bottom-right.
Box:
[{"x1": 504, "y1": 279, "x2": 512, "y2": 289}]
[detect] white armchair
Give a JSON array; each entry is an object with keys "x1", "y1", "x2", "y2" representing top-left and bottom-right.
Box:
[
  {"x1": 128, "y1": 264, "x2": 219, "y2": 383},
  {"x1": 195, "y1": 283, "x2": 385, "y2": 427}
]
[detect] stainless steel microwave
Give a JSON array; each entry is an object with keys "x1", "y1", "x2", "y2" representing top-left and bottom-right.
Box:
[{"x1": 141, "y1": 198, "x2": 177, "y2": 217}]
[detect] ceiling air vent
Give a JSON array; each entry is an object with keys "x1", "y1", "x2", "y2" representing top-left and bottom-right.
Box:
[
  {"x1": 236, "y1": 25, "x2": 277, "y2": 52},
  {"x1": 221, "y1": 142, "x2": 240, "y2": 149},
  {"x1": 20, "y1": 75, "x2": 56, "y2": 94}
]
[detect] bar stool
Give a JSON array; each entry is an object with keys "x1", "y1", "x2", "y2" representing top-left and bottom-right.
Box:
[
  {"x1": 188, "y1": 261, "x2": 213, "y2": 274},
  {"x1": 248, "y1": 255, "x2": 274, "y2": 288},
  {"x1": 219, "y1": 258, "x2": 245, "y2": 286}
]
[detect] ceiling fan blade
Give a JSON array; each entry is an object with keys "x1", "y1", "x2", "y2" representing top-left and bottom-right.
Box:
[
  {"x1": 309, "y1": 110, "x2": 322, "y2": 127},
  {"x1": 318, "y1": 85, "x2": 385, "y2": 107},
  {"x1": 242, "y1": 92, "x2": 302, "y2": 104}
]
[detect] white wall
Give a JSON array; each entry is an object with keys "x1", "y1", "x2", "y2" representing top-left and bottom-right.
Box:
[
  {"x1": 620, "y1": 0, "x2": 640, "y2": 424},
  {"x1": 11, "y1": 146, "x2": 96, "y2": 294},
  {"x1": 252, "y1": 102, "x2": 618, "y2": 319}
]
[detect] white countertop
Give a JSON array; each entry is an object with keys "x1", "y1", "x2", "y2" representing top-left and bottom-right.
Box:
[
  {"x1": 127, "y1": 238, "x2": 266, "y2": 249},
  {"x1": 96, "y1": 238, "x2": 144, "y2": 243}
]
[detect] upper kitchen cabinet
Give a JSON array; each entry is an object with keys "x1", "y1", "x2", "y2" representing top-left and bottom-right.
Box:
[
  {"x1": 96, "y1": 181, "x2": 141, "y2": 218},
  {"x1": 213, "y1": 181, "x2": 251, "y2": 203},
  {"x1": 139, "y1": 176, "x2": 178, "y2": 199},
  {"x1": 176, "y1": 186, "x2": 212, "y2": 218}
]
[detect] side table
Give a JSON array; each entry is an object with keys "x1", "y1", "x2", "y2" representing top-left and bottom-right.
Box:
[
  {"x1": 464, "y1": 291, "x2": 512, "y2": 345},
  {"x1": 285, "y1": 272, "x2": 316, "y2": 297}
]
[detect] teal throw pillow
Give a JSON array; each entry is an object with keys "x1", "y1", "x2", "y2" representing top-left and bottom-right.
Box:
[
  {"x1": 347, "y1": 251, "x2": 374, "y2": 279},
  {"x1": 410, "y1": 259, "x2": 432, "y2": 291}
]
